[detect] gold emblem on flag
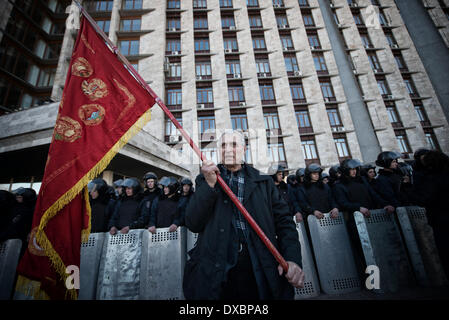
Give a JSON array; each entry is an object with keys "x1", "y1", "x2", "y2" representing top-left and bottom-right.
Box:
[
  {"x1": 81, "y1": 78, "x2": 108, "y2": 101},
  {"x1": 54, "y1": 116, "x2": 82, "y2": 142},
  {"x1": 72, "y1": 57, "x2": 93, "y2": 77},
  {"x1": 28, "y1": 227, "x2": 46, "y2": 256},
  {"x1": 78, "y1": 104, "x2": 105, "y2": 126}
]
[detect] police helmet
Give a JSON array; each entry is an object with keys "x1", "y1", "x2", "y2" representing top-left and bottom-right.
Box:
[
  {"x1": 295, "y1": 168, "x2": 305, "y2": 179},
  {"x1": 180, "y1": 177, "x2": 193, "y2": 186},
  {"x1": 375, "y1": 151, "x2": 400, "y2": 168},
  {"x1": 287, "y1": 174, "x2": 297, "y2": 186},
  {"x1": 305, "y1": 163, "x2": 323, "y2": 177},
  {"x1": 13, "y1": 188, "x2": 37, "y2": 204},
  {"x1": 321, "y1": 172, "x2": 330, "y2": 179},
  {"x1": 398, "y1": 162, "x2": 413, "y2": 177},
  {"x1": 329, "y1": 164, "x2": 341, "y2": 180},
  {"x1": 87, "y1": 178, "x2": 108, "y2": 194},
  {"x1": 113, "y1": 179, "x2": 123, "y2": 188},
  {"x1": 159, "y1": 176, "x2": 180, "y2": 195},
  {"x1": 122, "y1": 178, "x2": 142, "y2": 195},
  {"x1": 340, "y1": 158, "x2": 363, "y2": 176},
  {"x1": 143, "y1": 172, "x2": 158, "y2": 182},
  {"x1": 361, "y1": 163, "x2": 377, "y2": 177}
]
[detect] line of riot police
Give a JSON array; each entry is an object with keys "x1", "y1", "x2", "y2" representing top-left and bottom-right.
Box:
[{"x1": 272, "y1": 148, "x2": 449, "y2": 280}]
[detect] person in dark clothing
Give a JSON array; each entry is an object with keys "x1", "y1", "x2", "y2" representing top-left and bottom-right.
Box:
[
  {"x1": 287, "y1": 174, "x2": 303, "y2": 223},
  {"x1": 0, "y1": 190, "x2": 16, "y2": 234},
  {"x1": 412, "y1": 150, "x2": 449, "y2": 278},
  {"x1": 297, "y1": 163, "x2": 339, "y2": 220},
  {"x1": 321, "y1": 172, "x2": 330, "y2": 184},
  {"x1": 148, "y1": 176, "x2": 182, "y2": 233},
  {"x1": 360, "y1": 163, "x2": 378, "y2": 189},
  {"x1": 88, "y1": 179, "x2": 115, "y2": 233},
  {"x1": 113, "y1": 179, "x2": 124, "y2": 199},
  {"x1": 183, "y1": 130, "x2": 304, "y2": 300},
  {"x1": 295, "y1": 168, "x2": 305, "y2": 186},
  {"x1": 398, "y1": 162, "x2": 414, "y2": 206},
  {"x1": 374, "y1": 151, "x2": 403, "y2": 208},
  {"x1": 0, "y1": 188, "x2": 36, "y2": 255},
  {"x1": 333, "y1": 159, "x2": 395, "y2": 217},
  {"x1": 328, "y1": 164, "x2": 341, "y2": 188},
  {"x1": 141, "y1": 172, "x2": 162, "y2": 223},
  {"x1": 177, "y1": 177, "x2": 194, "y2": 227},
  {"x1": 412, "y1": 148, "x2": 430, "y2": 187},
  {"x1": 270, "y1": 164, "x2": 294, "y2": 218},
  {"x1": 108, "y1": 178, "x2": 147, "y2": 235}
]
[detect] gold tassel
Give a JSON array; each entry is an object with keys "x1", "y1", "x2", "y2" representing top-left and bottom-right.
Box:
[
  {"x1": 34, "y1": 108, "x2": 152, "y2": 299},
  {"x1": 81, "y1": 186, "x2": 91, "y2": 244}
]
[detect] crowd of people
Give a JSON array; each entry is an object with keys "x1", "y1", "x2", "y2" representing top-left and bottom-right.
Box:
[{"x1": 1, "y1": 146, "x2": 448, "y2": 292}]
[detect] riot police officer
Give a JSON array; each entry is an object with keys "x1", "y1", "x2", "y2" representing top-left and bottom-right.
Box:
[
  {"x1": 108, "y1": 178, "x2": 147, "y2": 235},
  {"x1": 328, "y1": 164, "x2": 341, "y2": 187},
  {"x1": 113, "y1": 179, "x2": 124, "y2": 198},
  {"x1": 297, "y1": 163, "x2": 339, "y2": 219},
  {"x1": 374, "y1": 151, "x2": 403, "y2": 208},
  {"x1": 148, "y1": 176, "x2": 182, "y2": 233},
  {"x1": 87, "y1": 178, "x2": 115, "y2": 233},
  {"x1": 321, "y1": 172, "x2": 330, "y2": 184},
  {"x1": 178, "y1": 177, "x2": 194, "y2": 227},
  {"x1": 270, "y1": 164, "x2": 293, "y2": 217}
]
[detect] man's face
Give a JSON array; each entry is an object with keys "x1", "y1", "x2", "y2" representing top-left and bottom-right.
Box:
[
  {"x1": 390, "y1": 159, "x2": 398, "y2": 170},
  {"x1": 164, "y1": 186, "x2": 170, "y2": 195},
  {"x1": 183, "y1": 184, "x2": 191, "y2": 194},
  {"x1": 146, "y1": 179, "x2": 155, "y2": 189},
  {"x1": 276, "y1": 172, "x2": 284, "y2": 183},
  {"x1": 349, "y1": 168, "x2": 357, "y2": 178},
  {"x1": 90, "y1": 189, "x2": 99, "y2": 200},
  {"x1": 323, "y1": 177, "x2": 329, "y2": 184},
  {"x1": 310, "y1": 172, "x2": 320, "y2": 182},
  {"x1": 125, "y1": 187, "x2": 133, "y2": 197},
  {"x1": 220, "y1": 133, "x2": 245, "y2": 166},
  {"x1": 16, "y1": 195, "x2": 23, "y2": 203},
  {"x1": 368, "y1": 169, "x2": 376, "y2": 179}
]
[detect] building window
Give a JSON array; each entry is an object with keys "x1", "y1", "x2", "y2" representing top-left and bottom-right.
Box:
[
  {"x1": 290, "y1": 83, "x2": 306, "y2": 102},
  {"x1": 193, "y1": 0, "x2": 208, "y2": 9},
  {"x1": 377, "y1": 79, "x2": 390, "y2": 96},
  {"x1": 167, "y1": 88, "x2": 182, "y2": 108},
  {"x1": 395, "y1": 131, "x2": 411, "y2": 154},
  {"x1": 166, "y1": 39, "x2": 181, "y2": 53},
  {"x1": 334, "y1": 136, "x2": 351, "y2": 159},
  {"x1": 327, "y1": 108, "x2": 343, "y2": 129},
  {"x1": 226, "y1": 60, "x2": 241, "y2": 75},
  {"x1": 308, "y1": 34, "x2": 321, "y2": 49},
  {"x1": 296, "y1": 109, "x2": 313, "y2": 134},
  {"x1": 223, "y1": 38, "x2": 238, "y2": 51},
  {"x1": 220, "y1": 0, "x2": 233, "y2": 8},
  {"x1": 221, "y1": 16, "x2": 235, "y2": 29},
  {"x1": 320, "y1": 81, "x2": 335, "y2": 100},
  {"x1": 167, "y1": 18, "x2": 181, "y2": 31},
  {"x1": 228, "y1": 86, "x2": 245, "y2": 103},
  {"x1": 264, "y1": 112, "x2": 280, "y2": 130},
  {"x1": 231, "y1": 113, "x2": 248, "y2": 131},
  {"x1": 414, "y1": 105, "x2": 430, "y2": 126},
  {"x1": 87, "y1": 0, "x2": 113, "y2": 11},
  {"x1": 252, "y1": 37, "x2": 267, "y2": 50},
  {"x1": 194, "y1": 38, "x2": 210, "y2": 52},
  {"x1": 268, "y1": 142, "x2": 286, "y2": 164},
  {"x1": 280, "y1": 35, "x2": 293, "y2": 49},
  {"x1": 260, "y1": 84, "x2": 275, "y2": 103},
  {"x1": 197, "y1": 87, "x2": 214, "y2": 104},
  {"x1": 313, "y1": 54, "x2": 327, "y2": 73},
  {"x1": 425, "y1": 130, "x2": 440, "y2": 150},
  {"x1": 194, "y1": 17, "x2": 209, "y2": 30},
  {"x1": 249, "y1": 15, "x2": 263, "y2": 28},
  {"x1": 301, "y1": 138, "x2": 319, "y2": 162},
  {"x1": 96, "y1": 20, "x2": 111, "y2": 33},
  {"x1": 386, "y1": 105, "x2": 402, "y2": 127},
  {"x1": 378, "y1": 12, "x2": 388, "y2": 26},
  {"x1": 165, "y1": 116, "x2": 182, "y2": 140},
  {"x1": 167, "y1": 0, "x2": 181, "y2": 9},
  {"x1": 353, "y1": 13, "x2": 364, "y2": 26},
  {"x1": 298, "y1": 0, "x2": 309, "y2": 6},
  {"x1": 119, "y1": 39, "x2": 139, "y2": 55},
  {"x1": 199, "y1": 115, "x2": 216, "y2": 133},
  {"x1": 368, "y1": 53, "x2": 382, "y2": 71},
  {"x1": 303, "y1": 14, "x2": 315, "y2": 26},
  {"x1": 201, "y1": 145, "x2": 218, "y2": 163},
  {"x1": 273, "y1": 0, "x2": 284, "y2": 6},
  {"x1": 123, "y1": 0, "x2": 142, "y2": 10},
  {"x1": 276, "y1": 15, "x2": 289, "y2": 28},
  {"x1": 285, "y1": 55, "x2": 299, "y2": 72},
  {"x1": 196, "y1": 62, "x2": 212, "y2": 77},
  {"x1": 385, "y1": 32, "x2": 397, "y2": 47},
  {"x1": 360, "y1": 33, "x2": 372, "y2": 48},
  {"x1": 120, "y1": 19, "x2": 141, "y2": 32},
  {"x1": 168, "y1": 63, "x2": 181, "y2": 78},
  {"x1": 247, "y1": 0, "x2": 259, "y2": 7},
  {"x1": 394, "y1": 54, "x2": 407, "y2": 71},
  {"x1": 256, "y1": 59, "x2": 271, "y2": 74},
  {"x1": 404, "y1": 78, "x2": 418, "y2": 96}
]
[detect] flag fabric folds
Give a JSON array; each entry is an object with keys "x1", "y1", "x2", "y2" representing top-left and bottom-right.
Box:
[{"x1": 15, "y1": 17, "x2": 156, "y2": 299}]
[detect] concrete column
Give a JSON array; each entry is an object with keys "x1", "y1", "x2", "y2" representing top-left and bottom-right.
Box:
[{"x1": 102, "y1": 170, "x2": 114, "y2": 185}]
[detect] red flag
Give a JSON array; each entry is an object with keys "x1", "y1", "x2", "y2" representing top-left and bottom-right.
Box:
[{"x1": 14, "y1": 17, "x2": 156, "y2": 299}]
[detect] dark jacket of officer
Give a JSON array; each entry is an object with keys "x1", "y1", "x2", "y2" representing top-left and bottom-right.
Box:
[
  {"x1": 90, "y1": 197, "x2": 115, "y2": 233},
  {"x1": 149, "y1": 193, "x2": 182, "y2": 228},
  {"x1": 108, "y1": 193, "x2": 147, "y2": 230},
  {"x1": 374, "y1": 169, "x2": 402, "y2": 207},
  {"x1": 297, "y1": 182, "x2": 338, "y2": 216},
  {"x1": 333, "y1": 176, "x2": 388, "y2": 213},
  {"x1": 275, "y1": 181, "x2": 294, "y2": 216},
  {"x1": 183, "y1": 164, "x2": 302, "y2": 300},
  {"x1": 177, "y1": 190, "x2": 194, "y2": 227}
]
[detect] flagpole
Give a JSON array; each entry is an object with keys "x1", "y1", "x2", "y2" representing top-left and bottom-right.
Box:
[{"x1": 73, "y1": 0, "x2": 289, "y2": 272}]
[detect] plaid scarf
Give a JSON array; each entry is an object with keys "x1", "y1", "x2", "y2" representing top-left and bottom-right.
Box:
[{"x1": 223, "y1": 166, "x2": 249, "y2": 242}]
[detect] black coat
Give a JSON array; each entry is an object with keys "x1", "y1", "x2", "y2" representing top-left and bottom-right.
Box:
[
  {"x1": 183, "y1": 164, "x2": 302, "y2": 300},
  {"x1": 108, "y1": 194, "x2": 148, "y2": 230},
  {"x1": 333, "y1": 176, "x2": 388, "y2": 213},
  {"x1": 275, "y1": 181, "x2": 294, "y2": 215},
  {"x1": 297, "y1": 182, "x2": 338, "y2": 216},
  {"x1": 374, "y1": 170, "x2": 402, "y2": 207}
]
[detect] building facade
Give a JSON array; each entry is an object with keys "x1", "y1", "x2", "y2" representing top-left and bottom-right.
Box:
[{"x1": 1, "y1": 0, "x2": 449, "y2": 190}]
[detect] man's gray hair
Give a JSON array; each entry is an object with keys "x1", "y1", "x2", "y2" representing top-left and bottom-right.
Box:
[{"x1": 218, "y1": 130, "x2": 246, "y2": 148}]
